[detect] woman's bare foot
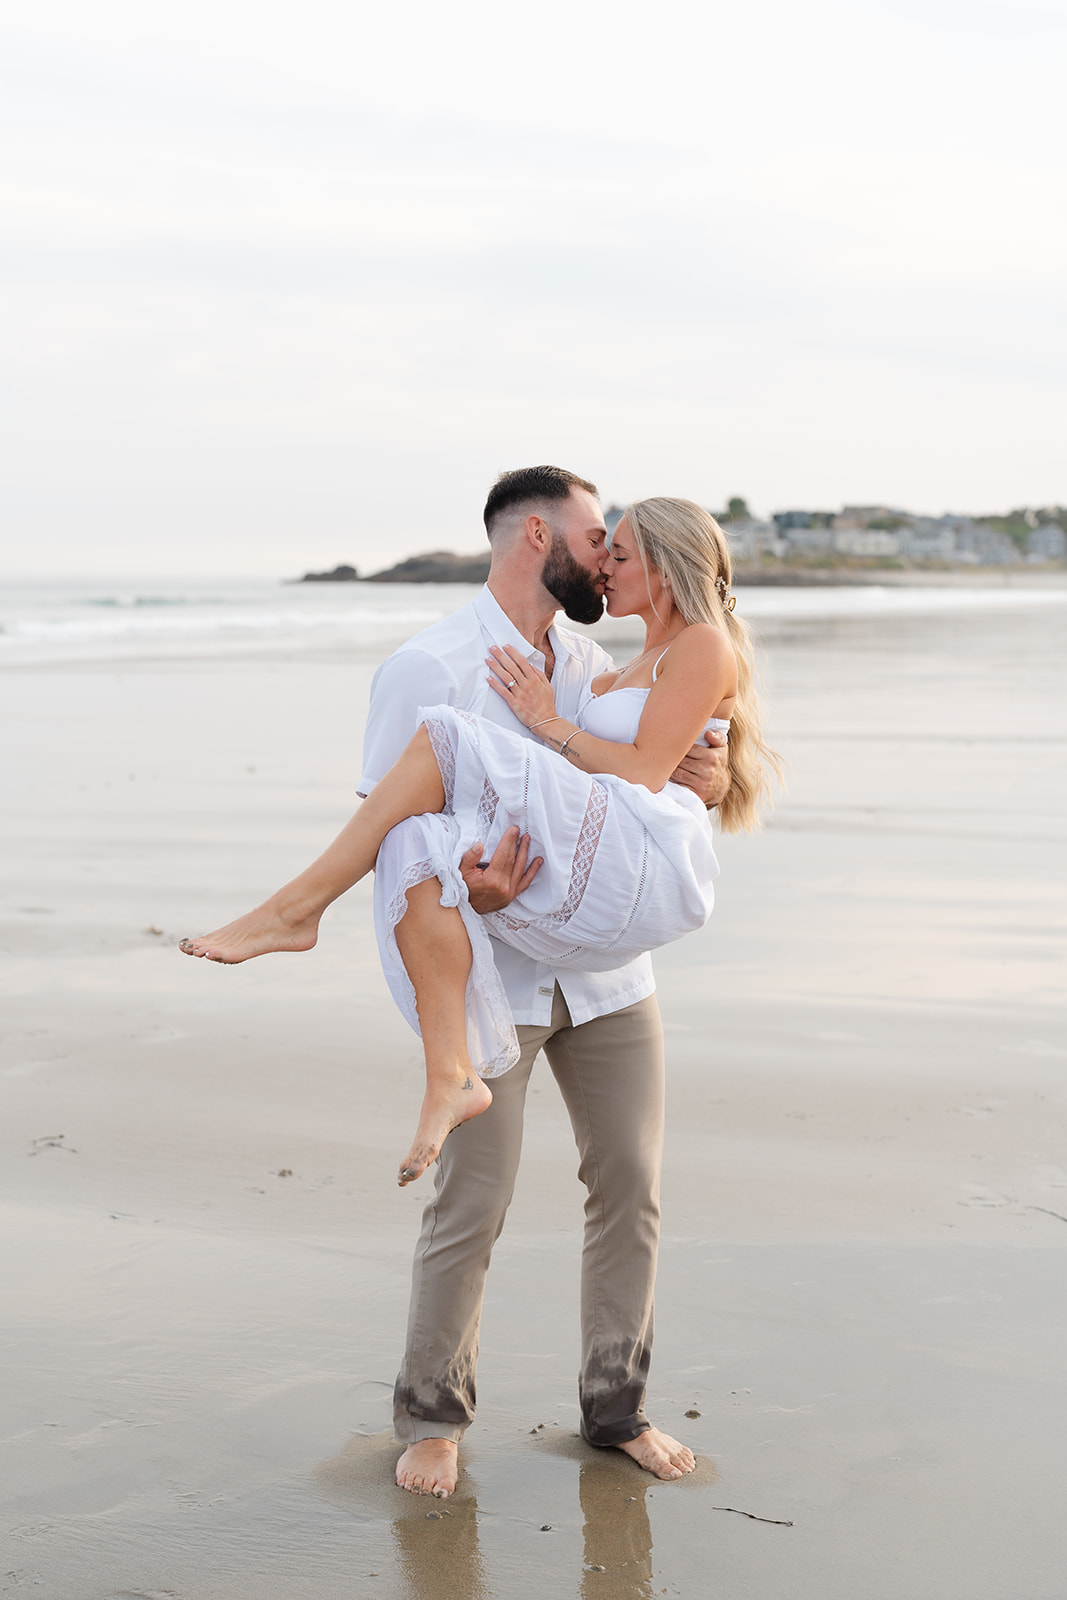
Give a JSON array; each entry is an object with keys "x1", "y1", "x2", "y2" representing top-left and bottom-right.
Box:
[
  {"x1": 615, "y1": 1427, "x2": 696, "y2": 1481},
  {"x1": 178, "y1": 895, "x2": 321, "y2": 964},
  {"x1": 398, "y1": 1071, "x2": 493, "y2": 1185},
  {"x1": 395, "y1": 1438, "x2": 459, "y2": 1497}
]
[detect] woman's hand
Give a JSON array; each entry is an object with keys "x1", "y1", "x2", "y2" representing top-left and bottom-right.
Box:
[{"x1": 486, "y1": 645, "x2": 560, "y2": 731}]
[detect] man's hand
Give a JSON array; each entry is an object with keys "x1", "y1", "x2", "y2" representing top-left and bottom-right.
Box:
[
  {"x1": 669, "y1": 728, "x2": 730, "y2": 809},
  {"x1": 460, "y1": 826, "x2": 543, "y2": 913}
]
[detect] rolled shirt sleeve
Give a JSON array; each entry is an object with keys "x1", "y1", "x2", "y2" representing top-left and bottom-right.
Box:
[{"x1": 357, "y1": 648, "x2": 459, "y2": 797}]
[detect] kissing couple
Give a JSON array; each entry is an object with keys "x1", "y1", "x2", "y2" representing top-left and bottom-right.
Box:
[{"x1": 182, "y1": 465, "x2": 777, "y2": 1495}]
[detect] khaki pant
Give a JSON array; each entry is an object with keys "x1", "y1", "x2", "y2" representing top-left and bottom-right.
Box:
[{"x1": 393, "y1": 987, "x2": 665, "y2": 1447}]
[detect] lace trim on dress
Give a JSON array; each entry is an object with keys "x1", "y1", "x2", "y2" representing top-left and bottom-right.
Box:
[
  {"x1": 513, "y1": 832, "x2": 643, "y2": 962},
  {"x1": 476, "y1": 776, "x2": 500, "y2": 842},
  {"x1": 495, "y1": 780, "x2": 609, "y2": 934},
  {"x1": 424, "y1": 709, "x2": 502, "y2": 850},
  {"x1": 384, "y1": 855, "x2": 439, "y2": 938},
  {"x1": 423, "y1": 715, "x2": 457, "y2": 808}
]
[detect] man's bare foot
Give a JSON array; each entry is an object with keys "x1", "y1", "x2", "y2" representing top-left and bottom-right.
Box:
[
  {"x1": 395, "y1": 1438, "x2": 459, "y2": 1497},
  {"x1": 398, "y1": 1071, "x2": 493, "y2": 1185},
  {"x1": 615, "y1": 1427, "x2": 696, "y2": 1481},
  {"x1": 178, "y1": 896, "x2": 321, "y2": 964}
]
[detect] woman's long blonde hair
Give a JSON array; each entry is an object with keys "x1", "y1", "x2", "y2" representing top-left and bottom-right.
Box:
[{"x1": 624, "y1": 496, "x2": 781, "y2": 832}]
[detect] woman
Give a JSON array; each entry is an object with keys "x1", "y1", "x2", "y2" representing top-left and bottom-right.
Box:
[{"x1": 180, "y1": 498, "x2": 778, "y2": 1183}]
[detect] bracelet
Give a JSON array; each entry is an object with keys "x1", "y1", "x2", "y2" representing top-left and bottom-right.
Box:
[
  {"x1": 528, "y1": 716, "x2": 563, "y2": 730},
  {"x1": 558, "y1": 729, "x2": 581, "y2": 757}
]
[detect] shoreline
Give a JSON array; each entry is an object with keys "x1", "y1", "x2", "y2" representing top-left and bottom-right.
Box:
[{"x1": 729, "y1": 562, "x2": 1067, "y2": 587}]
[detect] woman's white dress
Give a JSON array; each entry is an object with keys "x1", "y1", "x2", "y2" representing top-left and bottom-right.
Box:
[{"x1": 373, "y1": 690, "x2": 725, "y2": 1078}]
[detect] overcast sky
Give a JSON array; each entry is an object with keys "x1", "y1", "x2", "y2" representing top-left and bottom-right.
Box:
[{"x1": 3, "y1": 0, "x2": 1064, "y2": 575}]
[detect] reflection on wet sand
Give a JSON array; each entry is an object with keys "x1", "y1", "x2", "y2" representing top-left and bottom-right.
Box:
[
  {"x1": 315, "y1": 1429, "x2": 489, "y2": 1600},
  {"x1": 579, "y1": 1463, "x2": 653, "y2": 1599},
  {"x1": 315, "y1": 1428, "x2": 719, "y2": 1599},
  {"x1": 391, "y1": 1493, "x2": 489, "y2": 1600},
  {"x1": 574, "y1": 1446, "x2": 720, "y2": 1597}
]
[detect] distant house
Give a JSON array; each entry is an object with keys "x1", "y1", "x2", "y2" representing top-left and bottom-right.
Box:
[
  {"x1": 952, "y1": 521, "x2": 1021, "y2": 565},
  {"x1": 780, "y1": 526, "x2": 835, "y2": 554},
  {"x1": 770, "y1": 510, "x2": 834, "y2": 556},
  {"x1": 897, "y1": 520, "x2": 957, "y2": 561},
  {"x1": 832, "y1": 529, "x2": 902, "y2": 557},
  {"x1": 1027, "y1": 524, "x2": 1066, "y2": 562}
]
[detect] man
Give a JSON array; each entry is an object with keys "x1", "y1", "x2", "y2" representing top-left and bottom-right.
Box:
[{"x1": 356, "y1": 466, "x2": 729, "y2": 1496}]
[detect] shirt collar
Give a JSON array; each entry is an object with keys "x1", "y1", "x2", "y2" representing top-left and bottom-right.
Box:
[
  {"x1": 472, "y1": 584, "x2": 575, "y2": 672},
  {"x1": 545, "y1": 619, "x2": 575, "y2": 670}
]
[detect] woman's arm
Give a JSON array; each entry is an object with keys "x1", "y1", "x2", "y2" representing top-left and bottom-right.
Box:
[
  {"x1": 670, "y1": 731, "x2": 731, "y2": 808},
  {"x1": 488, "y1": 628, "x2": 736, "y2": 792}
]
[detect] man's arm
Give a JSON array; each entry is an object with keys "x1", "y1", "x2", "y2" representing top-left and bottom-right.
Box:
[
  {"x1": 357, "y1": 647, "x2": 454, "y2": 796},
  {"x1": 668, "y1": 729, "x2": 730, "y2": 809},
  {"x1": 359, "y1": 646, "x2": 542, "y2": 910}
]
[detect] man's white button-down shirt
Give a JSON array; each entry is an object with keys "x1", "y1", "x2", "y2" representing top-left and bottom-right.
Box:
[{"x1": 357, "y1": 585, "x2": 656, "y2": 1028}]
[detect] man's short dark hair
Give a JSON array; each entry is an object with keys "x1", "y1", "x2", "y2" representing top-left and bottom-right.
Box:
[{"x1": 483, "y1": 465, "x2": 599, "y2": 538}]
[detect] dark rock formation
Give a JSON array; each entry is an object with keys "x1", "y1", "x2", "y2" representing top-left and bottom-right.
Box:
[
  {"x1": 291, "y1": 563, "x2": 359, "y2": 583},
  {"x1": 288, "y1": 550, "x2": 491, "y2": 585},
  {"x1": 361, "y1": 551, "x2": 491, "y2": 584}
]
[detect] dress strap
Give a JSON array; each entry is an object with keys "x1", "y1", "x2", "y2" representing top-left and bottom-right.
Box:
[{"x1": 651, "y1": 647, "x2": 672, "y2": 682}]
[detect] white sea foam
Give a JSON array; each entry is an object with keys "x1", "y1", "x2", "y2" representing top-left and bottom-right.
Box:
[
  {"x1": 2, "y1": 575, "x2": 1064, "y2": 667},
  {"x1": 0, "y1": 577, "x2": 459, "y2": 665}
]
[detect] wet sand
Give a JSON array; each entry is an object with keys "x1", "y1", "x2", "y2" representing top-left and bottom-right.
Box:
[{"x1": 2, "y1": 598, "x2": 1066, "y2": 1598}]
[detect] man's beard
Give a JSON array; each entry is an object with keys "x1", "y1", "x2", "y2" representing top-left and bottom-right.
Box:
[{"x1": 542, "y1": 534, "x2": 605, "y2": 625}]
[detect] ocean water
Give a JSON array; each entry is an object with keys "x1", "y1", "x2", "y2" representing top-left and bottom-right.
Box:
[
  {"x1": 0, "y1": 577, "x2": 460, "y2": 667},
  {"x1": 2, "y1": 574, "x2": 1065, "y2": 668}
]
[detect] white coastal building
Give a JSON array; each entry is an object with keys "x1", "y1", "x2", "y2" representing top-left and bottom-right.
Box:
[
  {"x1": 897, "y1": 520, "x2": 958, "y2": 561},
  {"x1": 1027, "y1": 524, "x2": 1066, "y2": 562},
  {"x1": 950, "y1": 521, "x2": 1022, "y2": 565},
  {"x1": 831, "y1": 528, "x2": 902, "y2": 557}
]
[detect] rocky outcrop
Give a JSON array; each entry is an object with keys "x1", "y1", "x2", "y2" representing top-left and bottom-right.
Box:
[
  {"x1": 361, "y1": 551, "x2": 491, "y2": 584},
  {"x1": 289, "y1": 551, "x2": 491, "y2": 584},
  {"x1": 291, "y1": 564, "x2": 359, "y2": 583}
]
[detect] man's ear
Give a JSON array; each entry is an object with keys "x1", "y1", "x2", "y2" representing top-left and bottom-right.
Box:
[{"x1": 524, "y1": 514, "x2": 551, "y2": 554}]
